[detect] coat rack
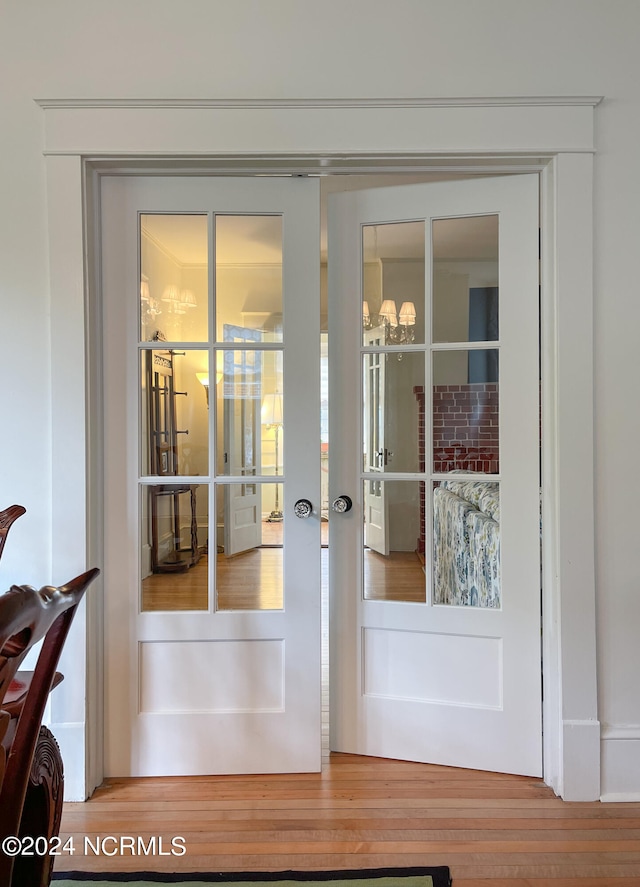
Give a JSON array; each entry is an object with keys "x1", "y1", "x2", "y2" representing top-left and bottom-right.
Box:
[{"x1": 147, "y1": 347, "x2": 200, "y2": 573}]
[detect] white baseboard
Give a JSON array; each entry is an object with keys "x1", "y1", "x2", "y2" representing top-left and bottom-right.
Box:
[
  {"x1": 49, "y1": 720, "x2": 86, "y2": 801},
  {"x1": 600, "y1": 724, "x2": 640, "y2": 802},
  {"x1": 561, "y1": 719, "x2": 601, "y2": 801}
]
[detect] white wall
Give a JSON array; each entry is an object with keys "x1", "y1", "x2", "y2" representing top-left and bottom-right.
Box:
[{"x1": 1, "y1": 0, "x2": 639, "y2": 800}]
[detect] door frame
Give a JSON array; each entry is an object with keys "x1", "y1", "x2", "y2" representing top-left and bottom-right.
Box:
[{"x1": 39, "y1": 96, "x2": 600, "y2": 801}]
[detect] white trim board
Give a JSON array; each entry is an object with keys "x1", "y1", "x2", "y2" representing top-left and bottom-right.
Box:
[
  {"x1": 40, "y1": 96, "x2": 599, "y2": 801},
  {"x1": 35, "y1": 96, "x2": 603, "y2": 108},
  {"x1": 37, "y1": 97, "x2": 599, "y2": 158},
  {"x1": 601, "y1": 725, "x2": 640, "y2": 802}
]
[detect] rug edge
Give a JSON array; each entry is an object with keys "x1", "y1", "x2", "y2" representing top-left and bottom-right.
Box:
[{"x1": 51, "y1": 866, "x2": 451, "y2": 887}]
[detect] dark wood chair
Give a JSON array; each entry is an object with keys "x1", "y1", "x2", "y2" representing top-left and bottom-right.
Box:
[
  {"x1": 0, "y1": 568, "x2": 100, "y2": 887},
  {"x1": 0, "y1": 506, "x2": 26, "y2": 563}
]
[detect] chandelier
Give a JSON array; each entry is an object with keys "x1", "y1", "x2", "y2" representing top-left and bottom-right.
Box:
[
  {"x1": 140, "y1": 277, "x2": 161, "y2": 318},
  {"x1": 362, "y1": 299, "x2": 416, "y2": 344},
  {"x1": 161, "y1": 285, "x2": 198, "y2": 315}
]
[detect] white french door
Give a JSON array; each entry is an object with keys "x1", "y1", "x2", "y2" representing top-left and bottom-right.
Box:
[
  {"x1": 101, "y1": 176, "x2": 321, "y2": 776},
  {"x1": 101, "y1": 171, "x2": 542, "y2": 779},
  {"x1": 328, "y1": 175, "x2": 542, "y2": 776}
]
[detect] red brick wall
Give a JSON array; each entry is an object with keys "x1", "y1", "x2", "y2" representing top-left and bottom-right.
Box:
[
  {"x1": 413, "y1": 384, "x2": 499, "y2": 556},
  {"x1": 414, "y1": 384, "x2": 499, "y2": 475},
  {"x1": 432, "y1": 383, "x2": 499, "y2": 473}
]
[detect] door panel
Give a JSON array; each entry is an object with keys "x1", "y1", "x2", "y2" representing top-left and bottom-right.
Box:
[
  {"x1": 102, "y1": 176, "x2": 321, "y2": 776},
  {"x1": 329, "y1": 175, "x2": 542, "y2": 776}
]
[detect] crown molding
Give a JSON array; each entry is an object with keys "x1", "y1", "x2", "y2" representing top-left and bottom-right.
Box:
[{"x1": 34, "y1": 96, "x2": 604, "y2": 111}]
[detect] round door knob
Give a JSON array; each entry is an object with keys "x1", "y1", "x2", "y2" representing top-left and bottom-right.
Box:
[
  {"x1": 332, "y1": 495, "x2": 353, "y2": 514},
  {"x1": 293, "y1": 499, "x2": 313, "y2": 519}
]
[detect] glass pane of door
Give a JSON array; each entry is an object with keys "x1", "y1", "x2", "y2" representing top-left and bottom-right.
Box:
[
  {"x1": 138, "y1": 212, "x2": 290, "y2": 614},
  {"x1": 360, "y1": 223, "x2": 426, "y2": 604},
  {"x1": 431, "y1": 211, "x2": 501, "y2": 610},
  {"x1": 141, "y1": 483, "x2": 208, "y2": 611},
  {"x1": 363, "y1": 479, "x2": 426, "y2": 602},
  {"x1": 141, "y1": 349, "x2": 209, "y2": 477},
  {"x1": 362, "y1": 221, "x2": 425, "y2": 346},
  {"x1": 432, "y1": 215, "x2": 499, "y2": 343},
  {"x1": 215, "y1": 482, "x2": 284, "y2": 610},
  {"x1": 214, "y1": 218, "x2": 286, "y2": 612},
  {"x1": 432, "y1": 349, "x2": 500, "y2": 474},
  {"x1": 139, "y1": 213, "x2": 209, "y2": 614},
  {"x1": 362, "y1": 351, "x2": 425, "y2": 474},
  {"x1": 359, "y1": 212, "x2": 502, "y2": 607},
  {"x1": 140, "y1": 214, "x2": 208, "y2": 343},
  {"x1": 218, "y1": 348, "x2": 283, "y2": 479},
  {"x1": 433, "y1": 478, "x2": 500, "y2": 607},
  {"x1": 215, "y1": 215, "x2": 283, "y2": 342}
]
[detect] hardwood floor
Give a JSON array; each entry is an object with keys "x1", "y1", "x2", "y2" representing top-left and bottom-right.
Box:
[
  {"x1": 86, "y1": 524, "x2": 639, "y2": 884},
  {"x1": 364, "y1": 549, "x2": 426, "y2": 602},
  {"x1": 142, "y1": 521, "x2": 425, "y2": 611},
  {"x1": 58, "y1": 754, "x2": 640, "y2": 884}
]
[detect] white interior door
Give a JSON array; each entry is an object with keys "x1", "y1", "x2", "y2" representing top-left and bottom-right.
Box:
[
  {"x1": 102, "y1": 175, "x2": 321, "y2": 776},
  {"x1": 363, "y1": 326, "x2": 388, "y2": 555},
  {"x1": 223, "y1": 327, "x2": 263, "y2": 557},
  {"x1": 329, "y1": 175, "x2": 542, "y2": 776}
]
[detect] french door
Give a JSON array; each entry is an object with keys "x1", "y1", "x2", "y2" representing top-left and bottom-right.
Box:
[
  {"x1": 328, "y1": 175, "x2": 542, "y2": 776},
  {"x1": 101, "y1": 171, "x2": 541, "y2": 778},
  {"x1": 101, "y1": 176, "x2": 321, "y2": 776}
]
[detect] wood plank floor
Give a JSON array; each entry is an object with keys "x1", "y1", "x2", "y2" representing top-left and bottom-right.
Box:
[
  {"x1": 57, "y1": 754, "x2": 640, "y2": 885},
  {"x1": 87, "y1": 527, "x2": 637, "y2": 884},
  {"x1": 142, "y1": 538, "x2": 425, "y2": 611}
]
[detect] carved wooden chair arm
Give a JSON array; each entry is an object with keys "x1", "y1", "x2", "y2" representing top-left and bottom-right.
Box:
[{"x1": 0, "y1": 567, "x2": 100, "y2": 887}]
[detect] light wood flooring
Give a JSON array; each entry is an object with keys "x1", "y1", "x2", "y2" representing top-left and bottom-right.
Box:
[
  {"x1": 142, "y1": 521, "x2": 425, "y2": 611},
  {"x1": 58, "y1": 754, "x2": 640, "y2": 884},
  {"x1": 81, "y1": 524, "x2": 640, "y2": 884}
]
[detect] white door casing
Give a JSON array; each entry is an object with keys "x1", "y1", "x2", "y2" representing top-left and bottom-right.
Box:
[
  {"x1": 41, "y1": 92, "x2": 599, "y2": 801},
  {"x1": 102, "y1": 175, "x2": 321, "y2": 776},
  {"x1": 329, "y1": 174, "x2": 543, "y2": 776}
]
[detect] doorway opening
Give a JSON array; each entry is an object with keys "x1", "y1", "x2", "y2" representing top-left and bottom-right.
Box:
[{"x1": 99, "y1": 168, "x2": 543, "y2": 779}]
